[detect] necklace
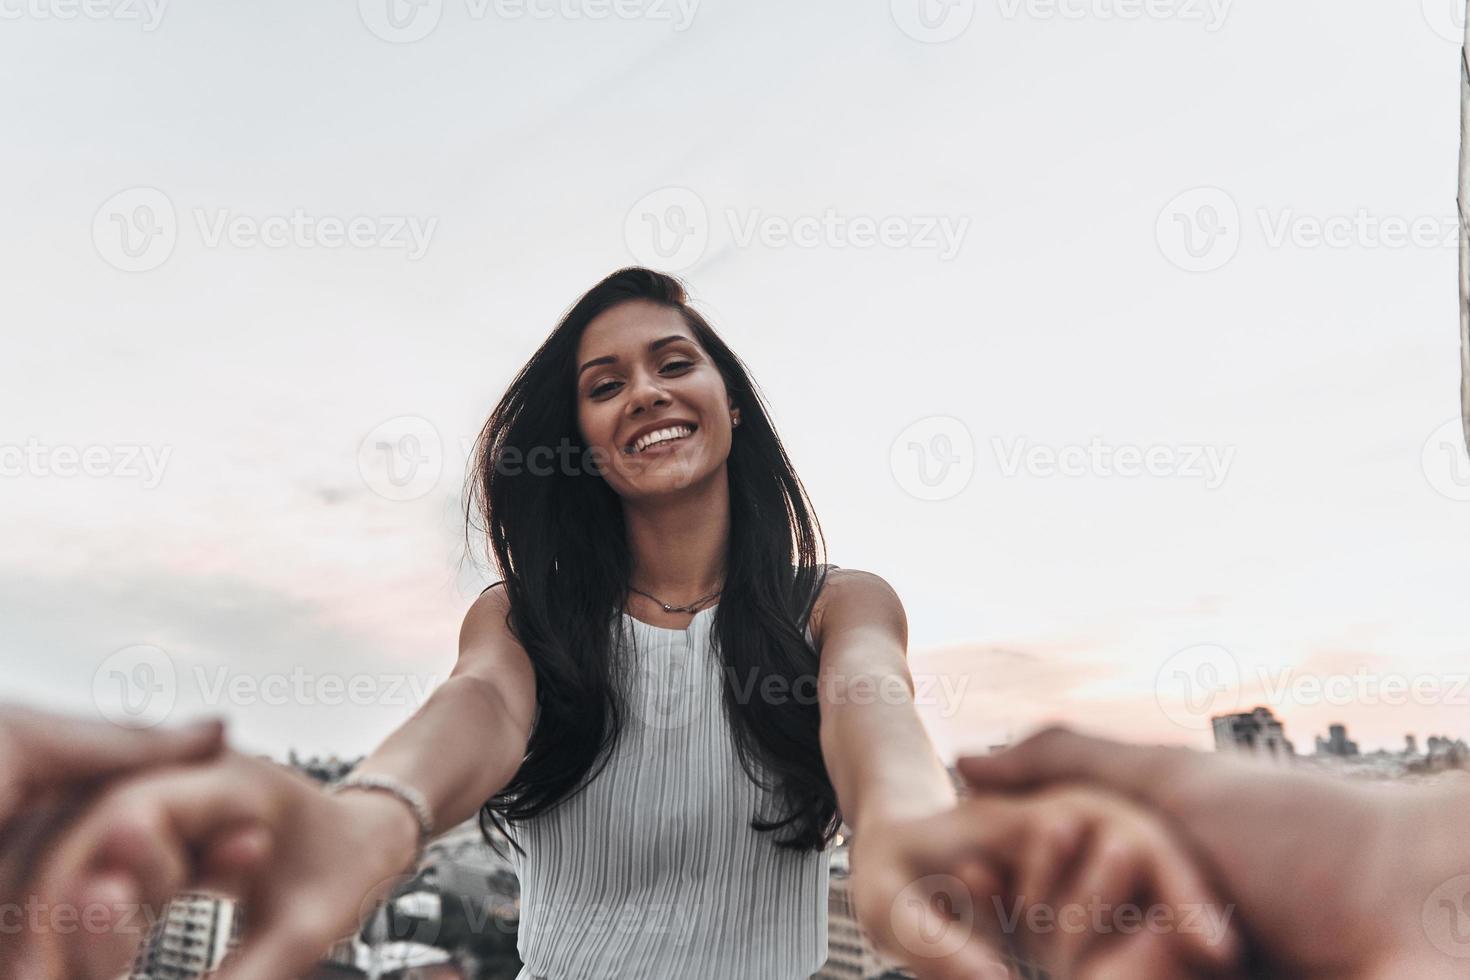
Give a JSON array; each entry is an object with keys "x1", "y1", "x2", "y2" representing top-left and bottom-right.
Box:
[{"x1": 627, "y1": 583, "x2": 723, "y2": 613}]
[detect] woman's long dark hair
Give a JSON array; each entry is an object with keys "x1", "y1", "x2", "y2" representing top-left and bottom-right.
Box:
[{"x1": 462, "y1": 266, "x2": 839, "y2": 859}]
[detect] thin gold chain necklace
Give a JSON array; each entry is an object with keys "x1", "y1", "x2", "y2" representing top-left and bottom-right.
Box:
[{"x1": 626, "y1": 583, "x2": 722, "y2": 613}]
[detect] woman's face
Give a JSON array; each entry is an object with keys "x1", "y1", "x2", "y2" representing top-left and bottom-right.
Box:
[{"x1": 575, "y1": 299, "x2": 735, "y2": 500}]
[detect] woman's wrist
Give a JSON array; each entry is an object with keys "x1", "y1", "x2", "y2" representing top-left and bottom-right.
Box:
[{"x1": 332, "y1": 788, "x2": 425, "y2": 876}]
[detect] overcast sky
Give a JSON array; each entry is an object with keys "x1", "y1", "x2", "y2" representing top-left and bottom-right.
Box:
[{"x1": 5, "y1": 0, "x2": 1469, "y2": 761}]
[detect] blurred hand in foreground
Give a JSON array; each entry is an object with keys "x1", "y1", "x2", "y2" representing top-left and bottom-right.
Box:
[
  {"x1": 848, "y1": 784, "x2": 1247, "y2": 980},
  {"x1": 24, "y1": 746, "x2": 423, "y2": 980},
  {"x1": 0, "y1": 703, "x2": 228, "y2": 979},
  {"x1": 958, "y1": 726, "x2": 1470, "y2": 980}
]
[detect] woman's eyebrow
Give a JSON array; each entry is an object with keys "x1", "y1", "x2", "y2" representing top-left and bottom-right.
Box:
[{"x1": 577, "y1": 334, "x2": 693, "y2": 379}]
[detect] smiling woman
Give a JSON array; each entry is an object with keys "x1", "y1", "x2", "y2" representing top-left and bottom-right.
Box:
[
  {"x1": 458, "y1": 267, "x2": 852, "y2": 977},
  {"x1": 462, "y1": 267, "x2": 837, "y2": 835}
]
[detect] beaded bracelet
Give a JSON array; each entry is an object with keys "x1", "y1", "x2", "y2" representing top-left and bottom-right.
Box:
[{"x1": 327, "y1": 773, "x2": 434, "y2": 869}]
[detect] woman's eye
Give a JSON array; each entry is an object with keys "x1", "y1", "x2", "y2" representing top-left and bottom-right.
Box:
[{"x1": 589, "y1": 359, "x2": 693, "y2": 399}]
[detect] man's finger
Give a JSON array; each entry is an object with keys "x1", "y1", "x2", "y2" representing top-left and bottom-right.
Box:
[
  {"x1": 69, "y1": 872, "x2": 148, "y2": 980},
  {"x1": 2, "y1": 705, "x2": 225, "y2": 790},
  {"x1": 885, "y1": 890, "x2": 1014, "y2": 980},
  {"x1": 1140, "y1": 820, "x2": 1243, "y2": 971},
  {"x1": 957, "y1": 726, "x2": 1202, "y2": 818},
  {"x1": 904, "y1": 795, "x2": 1039, "y2": 879},
  {"x1": 193, "y1": 825, "x2": 274, "y2": 898},
  {"x1": 212, "y1": 912, "x2": 345, "y2": 980},
  {"x1": 1075, "y1": 926, "x2": 1181, "y2": 980},
  {"x1": 27, "y1": 756, "x2": 276, "y2": 947}
]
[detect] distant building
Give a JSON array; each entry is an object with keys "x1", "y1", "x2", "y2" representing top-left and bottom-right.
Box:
[
  {"x1": 1405, "y1": 734, "x2": 1419, "y2": 756},
  {"x1": 287, "y1": 750, "x2": 363, "y2": 784},
  {"x1": 816, "y1": 842, "x2": 901, "y2": 979},
  {"x1": 1315, "y1": 723, "x2": 1359, "y2": 758},
  {"x1": 1426, "y1": 735, "x2": 1470, "y2": 767},
  {"x1": 1211, "y1": 706, "x2": 1295, "y2": 759},
  {"x1": 127, "y1": 893, "x2": 238, "y2": 979}
]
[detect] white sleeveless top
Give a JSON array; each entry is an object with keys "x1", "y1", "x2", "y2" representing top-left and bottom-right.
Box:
[{"x1": 506, "y1": 581, "x2": 835, "y2": 980}]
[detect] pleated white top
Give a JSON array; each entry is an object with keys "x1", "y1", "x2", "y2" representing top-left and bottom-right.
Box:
[{"x1": 507, "y1": 593, "x2": 833, "y2": 980}]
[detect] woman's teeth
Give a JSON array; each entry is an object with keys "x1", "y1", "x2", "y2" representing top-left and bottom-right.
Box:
[{"x1": 631, "y1": 425, "x2": 695, "y2": 453}]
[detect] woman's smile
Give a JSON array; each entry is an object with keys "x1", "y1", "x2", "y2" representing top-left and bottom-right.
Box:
[{"x1": 627, "y1": 425, "x2": 699, "y2": 457}]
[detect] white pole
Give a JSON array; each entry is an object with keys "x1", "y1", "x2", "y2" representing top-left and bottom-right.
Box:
[{"x1": 1459, "y1": 0, "x2": 1470, "y2": 451}]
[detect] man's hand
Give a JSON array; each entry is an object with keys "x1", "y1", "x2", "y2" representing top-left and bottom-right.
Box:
[
  {"x1": 847, "y1": 788, "x2": 1245, "y2": 980},
  {"x1": 0, "y1": 702, "x2": 224, "y2": 819},
  {"x1": 958, "y1": 725, "x2": 1470, "y2": 980},
  {"x1": 0, "y1": 703, "x2": 231, "y2": 979}
]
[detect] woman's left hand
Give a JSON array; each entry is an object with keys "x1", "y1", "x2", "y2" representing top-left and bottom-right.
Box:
[
  {"x1": 846, "y1": 801, "x2": 1016, "y2": 980},
  {"x1": 845, "y1": 786, "x2": 1247, "y2": 980}
]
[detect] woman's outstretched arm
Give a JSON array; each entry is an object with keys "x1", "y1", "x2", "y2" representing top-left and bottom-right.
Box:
[
  {"x1": 349, "y1": 581, "x2": 538, "y2": 844},
  {"x1": 812, "y1": 574, "x2": 1247, "y2": 980},
  {"x1": 813, "y1": 568, "x2": 956, "y2": 833}
]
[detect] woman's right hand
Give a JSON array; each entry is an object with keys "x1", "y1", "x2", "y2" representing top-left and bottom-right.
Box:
[{"x1": 24, "y1": 748, "x2": 424, "y2": 980}]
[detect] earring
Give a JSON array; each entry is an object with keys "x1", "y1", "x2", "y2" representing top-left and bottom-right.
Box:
[{"x1": 732, "y1": 413, "x2": 740, "y2": 428}]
